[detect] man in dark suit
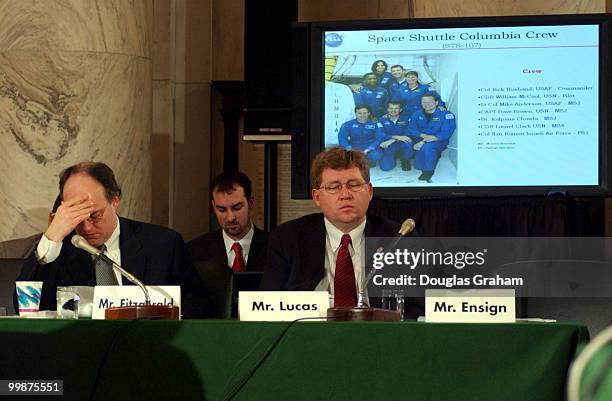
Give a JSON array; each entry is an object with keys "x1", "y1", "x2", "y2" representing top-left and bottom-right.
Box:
[
  {"x1": 188, "y1": 171, "x2": 267, "y2": 272},
  {"x1": 16, "y1": 162, "x2": 207, "y2": 318},
  {"x1": 261, "y1": 147, "x2": 422, "y2": 317}
]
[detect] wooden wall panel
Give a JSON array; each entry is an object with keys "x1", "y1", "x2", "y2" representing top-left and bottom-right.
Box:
[
  {"x1": 299, "y1": 0, "x2": 414, "y2": 21},
  {"x1": 412, "y1": 0, "x2": 605, "y2": 17},
  {"x1": 212, "y1": 0, "x2": 244, "y2": 80},
  {"x1": 378, "y1": 0, "x2": 414, "y2": 19}
]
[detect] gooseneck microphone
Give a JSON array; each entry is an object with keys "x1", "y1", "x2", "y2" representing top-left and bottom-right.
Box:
[
  {"x1": 71, "y1": 235, "x2": 150, "y2": 304},
  {"x1": 356, "y1": 218, "x2": 416, "y2": 308}
]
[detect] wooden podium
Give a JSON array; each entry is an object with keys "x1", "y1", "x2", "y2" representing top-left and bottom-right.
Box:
[{"x1": 105, "y1": 305, "x2": 180, "y2": 320}]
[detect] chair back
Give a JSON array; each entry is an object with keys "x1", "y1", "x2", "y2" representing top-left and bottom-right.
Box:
[{"x1": 0, "y1": 258, "x2": 24, "y2": 315}]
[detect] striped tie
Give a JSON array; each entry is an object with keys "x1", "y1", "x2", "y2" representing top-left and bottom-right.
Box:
[
  {"x1": 334, "y1": 234, "x2": 357, "y2": 307},
  {"x1": 95, "y1": 245, "x2": 118, "y2": 285}
]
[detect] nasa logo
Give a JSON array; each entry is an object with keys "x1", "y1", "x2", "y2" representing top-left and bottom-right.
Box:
[{"x1": 325, "y1": 32, "x2": 343, "y2": 47}]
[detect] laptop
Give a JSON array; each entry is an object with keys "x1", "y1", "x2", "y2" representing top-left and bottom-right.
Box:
[{"x1": 231, "y1": 271, "x2": 264, "y2": 318}]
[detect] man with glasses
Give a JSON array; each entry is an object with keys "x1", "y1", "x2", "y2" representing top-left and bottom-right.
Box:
[
  {"x1": 261, "y1": 148, "x2": 416, "y2": 312},
  {"x1": 16, "y1": 162, "x2": 207, "y2": 318}
]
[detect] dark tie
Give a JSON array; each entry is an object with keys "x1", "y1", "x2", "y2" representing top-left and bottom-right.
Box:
[
  {"x1": 334, "y1": 234, "x2": 357, "y2": 307},
  {"x1": 95, "y1": 244, "x2": 118, "y2": 285},
  {"x1": 231, "y1": 242, "x2": 246, "y2": 272}
]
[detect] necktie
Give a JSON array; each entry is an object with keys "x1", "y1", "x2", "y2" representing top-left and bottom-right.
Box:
[
  {"x1": 232, "y1": 242, "x2": 246, "y2": 272},
  {"x1": 95, "y1": 244, "x2": 118, "y2": 285},
  {"x1": 334, "y1": 234, "x2": 357, "y2": 307}
]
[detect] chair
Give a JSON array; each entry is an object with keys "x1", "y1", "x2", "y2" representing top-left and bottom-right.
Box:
[
  {"x1": 0, "y1": 234, "x2": 39, "y2": 259},
  {"x1": 0, "y1": 258, "x2": 25, "y2": 315}
]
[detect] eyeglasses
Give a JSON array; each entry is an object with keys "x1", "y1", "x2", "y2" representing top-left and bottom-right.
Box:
[
  {"x1": 86, "y1": 204, "x2": 109, "y2": 224},
  {"x1": 319, "y1": 180, "x2": 367, "y2": 195}
]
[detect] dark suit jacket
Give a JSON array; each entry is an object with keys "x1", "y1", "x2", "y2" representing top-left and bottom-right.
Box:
[
  {"x1": 16, "y1": 217, "x2": 208, "y2": 318},
  {"x1": 260, "y1": 213, "x2": 423, "y2": 318},
  {"x1": 187, "y1": 226, "x2": 267, "y2": 272}
]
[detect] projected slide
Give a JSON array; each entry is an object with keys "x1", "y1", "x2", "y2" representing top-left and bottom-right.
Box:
[{"x1": 323, "y1": 24, "x2": 599, "y2": 188}]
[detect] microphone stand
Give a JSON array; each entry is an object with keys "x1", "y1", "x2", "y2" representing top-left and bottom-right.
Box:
[
  {"x1": 98, "y1": 254, "x2": 179, "y2": 320},
  {"x1": 72, "y1": 235, "x2": 179, "y2": 320}
]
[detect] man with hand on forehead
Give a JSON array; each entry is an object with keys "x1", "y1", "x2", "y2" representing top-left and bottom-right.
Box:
[
  {"x1": 261, "y1": 148, "x2": 421, "y2": 317},
  {"x1": 16, "y1": 161, "x2": 207, "y2": 318}
]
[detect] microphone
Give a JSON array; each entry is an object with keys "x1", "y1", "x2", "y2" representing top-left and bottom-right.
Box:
[
  {"x1": 356, "y1": 218, "x2": 415, "y2": 308},
  {"x1": 71, "y1": 235, "x2": 150, "y2": 304}
]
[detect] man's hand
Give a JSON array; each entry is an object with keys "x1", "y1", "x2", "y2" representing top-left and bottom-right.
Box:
[
  {"x1": 380, "y1": 139, "x2": 396, "y2": 149},
  {"x1": 413, "y1": 141, "x2": 425, "y2": 151},
  {"x1": 420, "y1": 134, "x2": 438, "y2": 142},
  {"x1": 44, "y1": 195, "x2": 94, "y2": 242},
  {"x1": 392, "y1": 135, "x2": 412, "y2": 143}
]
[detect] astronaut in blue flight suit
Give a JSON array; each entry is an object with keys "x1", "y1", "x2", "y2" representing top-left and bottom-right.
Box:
[
  {"x1": 407, "y1": 94, "x2": 456, "y2": 182},
  {"x1": 371, "y1": 59, "x2": 394, "y2": 89},
  {"x1": 353, "y1": 72, "x2": 389, "y2": 118},
  {"x1": 377, "y1": 101, "x2": 414, "y2": 171},
  {"x1": 388, "y1": 64, "x2": 408, "y2": 102},
  {"x1": 394, "y1": 71, "x2": 445, "y2": 117},
  {"x1": 338, "y1": 104, "x2": 385, "y2": 166}
]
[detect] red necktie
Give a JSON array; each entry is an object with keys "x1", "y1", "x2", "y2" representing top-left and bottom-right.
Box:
[
  {"x1": 231, "y1": 242, "x2": 246, "y2": 272},
  {"x1": 334, "y1": 234, "x2": 357, "y2": 307}
]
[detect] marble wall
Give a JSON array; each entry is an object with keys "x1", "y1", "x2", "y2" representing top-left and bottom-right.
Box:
[
  {"x1": 0, "y1": 0, "x2": 153, "y2": 241},
  {"x1": 151, "y1": 0, "x2": 218, "y2": 241}
]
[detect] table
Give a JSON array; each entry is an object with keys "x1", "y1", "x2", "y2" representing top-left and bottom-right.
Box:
[{"x1": 0, "y1": 319, "x2": 588, "y2": 401}]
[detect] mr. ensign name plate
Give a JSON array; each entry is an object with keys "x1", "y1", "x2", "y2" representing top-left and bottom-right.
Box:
[{"x1": 425, "y1": 289, "x2": 515, "y2": 323}]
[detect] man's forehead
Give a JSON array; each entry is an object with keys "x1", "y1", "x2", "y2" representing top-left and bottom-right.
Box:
[
  {"x1": 213, "y1": 186, "x2": 247, "y2": 203},
  {"x1": 63, "y1": 173, "x2": 105, "y2": 198},
  {"x1": 321, "y1": 167, "x2": 363, "y2": 181}
]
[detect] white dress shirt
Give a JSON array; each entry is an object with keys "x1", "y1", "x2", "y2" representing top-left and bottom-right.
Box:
[
  {"x1": 315, "y1": 217, "x2": 367, "y2": 306},
  {"x1": 221, "y1": 224, "x2": 254, "y2": 268},
  {"x1": 36, "y1": 214, "x2": 124, "y2": 284}
]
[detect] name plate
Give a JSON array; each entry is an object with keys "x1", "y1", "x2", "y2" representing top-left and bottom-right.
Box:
[
  {"x1": 425, "y1": 289, "x2": 515, "y2": 323},
  {"x1": 239, "y1": 291, "x2": 330, "y2": 321},
  {"x1": 92, "y1": 286, "x2": 181, "y2": 320}
]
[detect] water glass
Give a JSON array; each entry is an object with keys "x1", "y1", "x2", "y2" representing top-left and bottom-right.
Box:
[
  {"x1": 56, "y1": 287, "x2": 79, "y2": 319},
  {"x1": 382, "y1": 288, "x2": 405, "y2": 320}
]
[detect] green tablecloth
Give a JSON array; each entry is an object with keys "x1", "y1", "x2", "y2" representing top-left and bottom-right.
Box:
[{"x1": 0, "y1": 319, "x2": 588, "y2": 401}]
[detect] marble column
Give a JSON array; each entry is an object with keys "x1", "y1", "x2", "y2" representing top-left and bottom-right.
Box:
[{"x1": 0, "y1": 0, "x2": 153, "y2": 241}]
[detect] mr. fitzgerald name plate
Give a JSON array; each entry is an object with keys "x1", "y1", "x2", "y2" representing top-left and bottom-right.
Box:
[
  {"x1": 239, "y1": 291, "x2": 330, "y2": 321},
  {"x1": 425, "y1": 289, "x2": 515, "y2": 323},
  {"x1": 92, "y1": 286, "x2": 181, "y2": 320}
]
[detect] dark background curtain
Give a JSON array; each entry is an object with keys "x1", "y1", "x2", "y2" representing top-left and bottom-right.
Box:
[
  {"x1": 369, "y1": 195, "x2": 598, "y2": 237},
  {"x1": 369, "y1": 196, "x2": 609, "y2": 329}
]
